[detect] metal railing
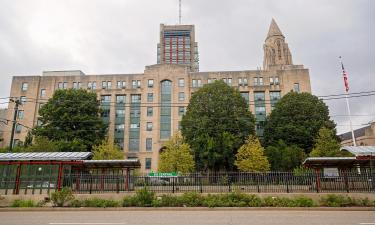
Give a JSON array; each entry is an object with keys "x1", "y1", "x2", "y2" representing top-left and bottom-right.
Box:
[{"x1": 1, "y1": 170, "x2": 374, "y2": 195}]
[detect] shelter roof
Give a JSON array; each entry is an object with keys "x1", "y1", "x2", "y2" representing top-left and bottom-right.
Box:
[
  {"x1": 0, "y1": 152, "x2": 92, "y2": 161},
  {"x1": 340, "y1": 146, "x2": 375, "y2": 156}
]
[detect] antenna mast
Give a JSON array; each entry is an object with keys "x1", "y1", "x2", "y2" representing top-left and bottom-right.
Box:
[{"x1": 179, "y1": 0, "x2": 182, "y2": 24}]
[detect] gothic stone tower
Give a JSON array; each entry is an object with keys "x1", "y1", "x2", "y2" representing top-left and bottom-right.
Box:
[{"x1": 263, "y1": 19, "x2": 293, "y2": 70}]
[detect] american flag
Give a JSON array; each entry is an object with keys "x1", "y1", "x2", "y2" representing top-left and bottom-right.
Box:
[{"x1": 341, "y1": 61, "x2": 349, "y2": 92}]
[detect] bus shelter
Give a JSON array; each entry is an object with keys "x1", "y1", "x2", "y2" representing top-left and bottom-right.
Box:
[{"x1": 0, "y1": 152, "x2": 140, "y2": 195}]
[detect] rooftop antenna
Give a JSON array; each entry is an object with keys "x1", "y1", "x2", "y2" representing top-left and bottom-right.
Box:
[{"x1": 179, "y1": 0, "x2": 182, "y2": 24}]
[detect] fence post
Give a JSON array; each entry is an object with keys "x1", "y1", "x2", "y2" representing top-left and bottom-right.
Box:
[
  {"x1": 286, "y1": 173, "x2": 290, "y2": 193},
  {"x1": 14, "y1": 163, "x2": 22, "y2": 195},
  {"x1": 256, "y1": 173, "x2": 260, "y2": 193},
  {"x1": 199, "y1": 174, "x2": 203, "y2": 193},
  {"x1": 343, "y1": 170, "x2": 349, "y2": 193},
  {"x1": 125, "y1": 169, "x2": 129, "y2": 191},
  {"x1": 315, "y1": 169, "x2": 321, "y2": 193},
  {"x1": 57, "y1": 162, "x2": 63, "y2": 191},
  {"x1": 228, "y1": 174, "x2": 232, "y2": 193},
  {"x1": 172, "y1": 177, "x2": 175, "y2": 193}
]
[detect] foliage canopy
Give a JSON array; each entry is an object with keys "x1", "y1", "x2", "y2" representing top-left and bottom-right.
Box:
[
  {"x1": 181, "y1": 80, "x2": 255, "y2": 171},
  {"x1": 235, "y1": 135, "x2": 270, "y2": 172}
]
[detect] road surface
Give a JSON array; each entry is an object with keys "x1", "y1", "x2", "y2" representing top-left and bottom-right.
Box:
[{"x1": 1, "y1": 210, "x2": 375, "y2": 225}]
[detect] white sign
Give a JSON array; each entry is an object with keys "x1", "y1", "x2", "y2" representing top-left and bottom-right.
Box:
[{"x1": 323, "y1": 168, "x2": 339, "y2": 177}]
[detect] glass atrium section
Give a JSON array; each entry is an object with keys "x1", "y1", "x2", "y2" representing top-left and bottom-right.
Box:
[
  {"x1": 160, "y1": 80, "x2": 172, "y2": 139},
  {"x1": 254, "y1": 92, "x2": 266, "y2": 136},
  {"x1": 129, "y1": 94, "x2": 141, "y2": 151}
]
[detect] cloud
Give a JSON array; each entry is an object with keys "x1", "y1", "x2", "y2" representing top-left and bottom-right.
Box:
[{"x1": 0, "y1": 0, "x2": 374, "y2": 134}]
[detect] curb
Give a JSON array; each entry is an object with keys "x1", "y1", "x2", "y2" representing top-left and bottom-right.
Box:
[{"x1": 1, "y1": 207, "x2": 375, "y2": 212}]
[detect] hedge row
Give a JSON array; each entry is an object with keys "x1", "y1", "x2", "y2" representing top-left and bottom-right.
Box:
[{"x1": 8, "y1": 188, "x2": 375, "y2": 208}]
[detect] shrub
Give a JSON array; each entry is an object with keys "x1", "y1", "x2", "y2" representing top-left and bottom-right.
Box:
[
  {"x1": 263, "y1": 196, "x2": 297, "y2": 207},
  {"x1": 320, "y1": 194, "x2": 357, "y2": 207},
  {"x1": 82, "y1": 198, "x2": 120, "y2": 207},
  {"x1": 123, "y1": 187, "x2": 155, "y2": 207},
  {"x1": 11, "y1": 199, "x2": 37, "y2": 207},
  {"x1": 50, "y1": 187, "x2": 75, "y2": 207},
  {"x1": 294, "y1": 196, "x2": 315, "y2": 207},
  {"x1": 68, "y1": 199, "x2": 82, "y2": 207},
  {"x1": 156, "y1": 194, "x2": 181, "y2": 207},
  {"x1": 179, "y1": 192, "x2": 203, "y2": 207}
]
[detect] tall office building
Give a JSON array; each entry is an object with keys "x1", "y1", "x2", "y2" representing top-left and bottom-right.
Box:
[
  {"x1": 3, "y1": 20, "x2": 311, "y2": 172},
  {"x1": 157, "y1": 24, "x2": 199, "y2": 72}
]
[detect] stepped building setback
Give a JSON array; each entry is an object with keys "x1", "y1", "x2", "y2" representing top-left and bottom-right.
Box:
[{"x1": 3, "y1": 19, "x2": 311, "y2": 172}]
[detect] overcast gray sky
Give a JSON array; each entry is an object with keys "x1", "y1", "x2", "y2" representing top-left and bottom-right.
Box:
[{"x1": 0, "y1": 0, "x2": 374, "y2": 134}]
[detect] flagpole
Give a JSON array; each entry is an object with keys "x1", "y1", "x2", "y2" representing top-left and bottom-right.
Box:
[
  {"x1": 340, "y1": 56, "x2": 357, "y2": 146},
  {"x1": 344, "y1": 92, "x2": 356, "y2": 146}
]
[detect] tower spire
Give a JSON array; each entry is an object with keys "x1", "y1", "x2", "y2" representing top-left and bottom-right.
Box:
[{"x1": 266, "y1": 18, "x2": 284, "y2": 39}]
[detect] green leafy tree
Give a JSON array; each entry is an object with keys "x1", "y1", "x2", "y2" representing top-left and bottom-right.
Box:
[
  {"x1": 92, "y1": 139, "x2": 124, "y2": 160},
  {"x1": 23, "y1": 131, "x2": 33, "y2": 148},
  {"x1": 158, "y1": 133, "x2": 195, "y2": 173},
  {"x1": 234, "y1": 135, "x2": 270, "y2": 172},
  {"x1": 26, "y1": 136, "x2": 59, "y2": 152},
  {"x1": 264, "y1": 92, "x2": 335, "y2": 154},
  {"x1": 310, "y1": 127, "x2": 349, "y2": 157},
  {"x1": 265, "y1": 140, "x2": 306, "y2": 171},
  {"x1": 33, "y1": 89, "x2": 107, "y2": 152},
  {"x1": 181, "y1": 80, "x2": 255, "y2": 171}
]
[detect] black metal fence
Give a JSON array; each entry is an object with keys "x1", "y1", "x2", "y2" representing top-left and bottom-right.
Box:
[{"x1": 1, "y1": 170, "x2": 374, "y2": 195}]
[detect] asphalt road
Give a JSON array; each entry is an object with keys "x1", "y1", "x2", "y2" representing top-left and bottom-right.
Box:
[{"x1": 1, "y1": 210, "x2": 375, "y2": 225}]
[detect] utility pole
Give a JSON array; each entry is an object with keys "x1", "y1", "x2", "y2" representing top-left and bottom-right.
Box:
[{"x1": 9, "y1": 98, "x2": 21, "y2": 152}]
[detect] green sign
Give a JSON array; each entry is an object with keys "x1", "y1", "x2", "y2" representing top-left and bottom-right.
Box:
[{"x1": 148, "y1": 172, "x2": 178, "y2": 177}]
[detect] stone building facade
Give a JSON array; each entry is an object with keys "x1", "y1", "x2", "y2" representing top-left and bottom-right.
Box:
[
  {"x1": 3, "y1": 20, "x2": 311, "y2": 171},
  {"x1": 339, "y1": 122, "x2": 375, "y2": 146}
]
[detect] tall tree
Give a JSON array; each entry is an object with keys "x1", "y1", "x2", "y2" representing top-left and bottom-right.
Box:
[
  {"x1": 181, "y1": 80, "x2": 255, "y2": 171},
  {"x1": 33, "y1": 89, "x2": 107, "y2": 152},
  {"x1": 265, "y1": 140, "x2": 306, "y2": 171},
  {"x1": 235, "y1": 135, "x2": 270, "y2": 172},
  {"x1": 263, "y1": 92, "x2": 335, "y2": 154},
  {"x1": 310, "y1": 127, "x2": 349, "y2": 157},
  {"x1": 92, "y1": 139, "x2": 124, "y2": 160},
  {"x1": 158, "y1": 133, "x2": 195, "y2": 173}
]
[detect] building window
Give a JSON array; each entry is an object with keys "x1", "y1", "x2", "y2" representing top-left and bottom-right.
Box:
[
  {"x1": 275, "y1": 77, "x2": 280, "y2": 85},
  {"x1": 238, "y1": 78, "x2": 248, "y2": 86},
  {"x1": 270, "y1": 77, "x2": 274, "y2": 85},
  {"x1": 178, "y1": 92, "x2": 185, "y2": 101},
  {"x1": 101, "y1": 95, "x2": 111, "y2": 103},
  {"x1": 17, "y1": 110, "x2": 24, "y2": 119},
  {"x1": 179, "y1": 106, "x2": 186, "y2": 116},
  {"x1": 146, "y1": 122, "x2": 153, "y2": 131},
  {"x1": 116, "y1": 95, "x2": 126, "y2": 104},
  {"x1": 132, "y1": 80, "x2": 141, "y2": 89},
  {"x1": 115, "y1": 124, "x2": 125, "y2": 133},
  {"x1": 270, "y1": 91, "x2": 281, "y2": 109},
  {"x1": 178, "y1": 78, "x2": 185, "y2": 87},
  {"x1": 240, "y1": 92, "x2": 249, "y2": 105},
  {"x1": 115, "y1": 138, "x2": 124, "y2": 150},
  {"x1": 254, "y1": 77, "x2": 263, "y2": 86},
  {"x1": 148, "y1": 79, "x2": 154, "y2": 88},
  {"x1": 145, "y1": 158, "x2": 152, "y2": 170},
  {"x1": 58, "y1": 82, "x2": 63, "y2": 89},
  {"x1": 147, "y1": 93, "x2": 154, "y2": 102},
  {"x1": 102, "y1": 81, "x2": 112, "y2": 89},
  {"x1": 147, "y1": 107, "x2": 153, "y2": 117},
  {"x1": 192, "y1": 79, "x2": 202, "y2": 88},
  {"x1": 254, "y1": 92, "x2": 265, "y2": 101},
  {"x1": 117, "y1": 81, "x2": 126, "y2": 89},
  {"x1": 21, "y1": 83, "x2": 28, "y2": 91},
  {"x1": 160, "y1": 80, "x2": 172, "y2": 139},
  {"x1": 63, "y1": 82, "x2": 68, "y2": 89},
  {"x1": 146, "y1": 138, "x2": 152, "y2": 151},
  {"x1": 15, "y1": 124, "x2": 22, "y2": 133},
  {"x1": 20, "y1": 96, "x2": 27, "y2": 104},
  {"x1": 294, "y1": 83, "x2": 300, "y2": 93},
  {"x1": 88, "y1": 81, "x2": 97, "y2": 90},
  {"x1": 116, "y1": 109, "x2": 125, "y2": 117},
  {"x1": 73, "y1": 82, "x2": 78, "y2": 89},
  {"x1": 40, "y1": 89, "x2": 46, "y2": 98},
  {"x1": 223, "y1": 78, "x2": 232, "y2": 86}
]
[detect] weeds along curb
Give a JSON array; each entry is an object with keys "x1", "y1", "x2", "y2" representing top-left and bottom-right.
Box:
[{"x1": 1, "y1": 207, "x2": 375, "y2": 212}]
